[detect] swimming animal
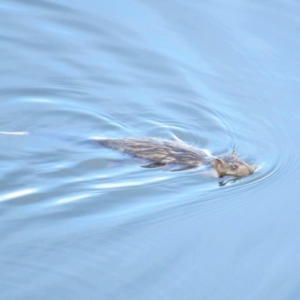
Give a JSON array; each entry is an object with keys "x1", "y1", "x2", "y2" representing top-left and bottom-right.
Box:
[{"x1": 93, "y1": 137, "x2": 254, "y2": 178}]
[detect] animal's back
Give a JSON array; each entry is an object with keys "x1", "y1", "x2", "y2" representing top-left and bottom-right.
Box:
[{"x1": 95, "y1": 137, "x2": 212, "y2": 166}]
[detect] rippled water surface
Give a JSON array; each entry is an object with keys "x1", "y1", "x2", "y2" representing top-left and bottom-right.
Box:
[{"x1": 2, "y1": 1, "x2": 300, "y2": 299}]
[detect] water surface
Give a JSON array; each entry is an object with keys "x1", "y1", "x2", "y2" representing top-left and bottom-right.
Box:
[{"x1": 1, "y1": 0, "x2": 300, "y2": 299}]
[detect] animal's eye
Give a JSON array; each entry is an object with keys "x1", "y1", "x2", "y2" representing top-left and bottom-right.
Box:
[{"x1": 231, "y1": 165, "x2": 238, "y2": 170}]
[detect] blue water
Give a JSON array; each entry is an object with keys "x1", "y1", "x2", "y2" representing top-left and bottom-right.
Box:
[{"x1": 1, "y1": 0, "x2": 300, "y2": 299}]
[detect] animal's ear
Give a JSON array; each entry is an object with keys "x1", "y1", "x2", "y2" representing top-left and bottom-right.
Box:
[
  {"x1": 215, "y1": 158, "x2": 224, "y2": 169},
  {"x1": 232, "y1": 150, "x2": 237, "y2": 157}
]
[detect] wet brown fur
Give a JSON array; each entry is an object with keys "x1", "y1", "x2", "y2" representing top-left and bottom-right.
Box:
[{"x1": 94, "y1": 137, "x2": 254, "y2": 178}]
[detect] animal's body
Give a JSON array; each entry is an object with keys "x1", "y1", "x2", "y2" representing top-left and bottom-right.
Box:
[{"x1": 93, "y1": 137, "x2": 254, "y2": 178}]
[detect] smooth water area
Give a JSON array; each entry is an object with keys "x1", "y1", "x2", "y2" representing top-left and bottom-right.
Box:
[{"x1": 1, "y1": 1, "x2": 300, "y2": 299}]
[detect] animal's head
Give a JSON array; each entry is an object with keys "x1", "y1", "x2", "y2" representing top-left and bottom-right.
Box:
[{"x1": 214, "y1": 150, "x2": 255, "y2": 178}]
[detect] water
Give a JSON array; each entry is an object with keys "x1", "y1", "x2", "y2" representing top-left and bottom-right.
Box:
[{"x1": 1, "y1": 0, "x2": 300, "y2": 299}]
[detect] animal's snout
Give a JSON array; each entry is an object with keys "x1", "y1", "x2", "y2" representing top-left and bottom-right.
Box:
[{"x1": 249, "y1": 165, "x2": 256, "y2": 175}]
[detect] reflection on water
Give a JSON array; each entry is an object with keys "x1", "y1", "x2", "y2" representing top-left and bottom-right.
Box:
[
  {"x1": 1, "y1": 0, "x2": 300, "y2": 299},
  {"x1": 0, "y1": 189, "x2": 37, "y2": 203}
]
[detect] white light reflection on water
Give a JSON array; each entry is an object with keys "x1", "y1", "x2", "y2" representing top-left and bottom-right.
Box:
[
  {"x1": 0, "y1": 189, "x2": 37, "y2": 202},
  {"x1": 94, "y1": 175, "x2": 169, "y2": 189},
  {"x1": 55, "y1": 194, "x2": 91, "y2": 205}
]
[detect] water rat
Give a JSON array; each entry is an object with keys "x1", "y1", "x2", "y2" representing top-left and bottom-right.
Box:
[{"x1": 93, "y1": 137, "x2": 254, "y2": 178}]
